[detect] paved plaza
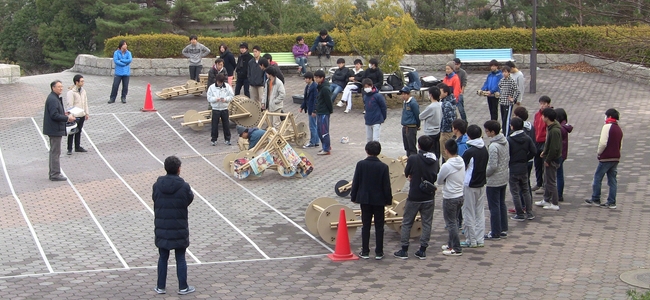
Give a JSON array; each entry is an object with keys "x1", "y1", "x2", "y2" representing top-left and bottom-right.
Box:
[{"x1": 0, "y1": 66, "x2": 647, "y2": 299}]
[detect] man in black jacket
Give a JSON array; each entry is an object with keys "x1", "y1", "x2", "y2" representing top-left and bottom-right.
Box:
[
  {"x1": 351, "y1": 141, "x2": 392, "y2": 260},
  {"x1": 153, "y1": 156, "x2": 195, "y2": 295},
  {"x1": 247, "y1": 46, "x2": 265, "y2": 104},
  {"x1": 394, "y1": 136, "x2": 439, "y2": 260},
  {"x1": 330, "y1": 58, "x2": 352, "y2": 102},
  {"x1": 508, "y1": 117, "x2": 537, "y2": 221},
  {"x1": 42, "y1": 80, "x2": 76, "y2": 181},
  {"x1": 363, "y1": 58, "x2": 384, "y2": 90},
  {"x1": 313, "y1": 70, "x2": 333, "y2": 155},
  {"x1": 234, "y1": 42, "x2": 253, "y2": 97}
]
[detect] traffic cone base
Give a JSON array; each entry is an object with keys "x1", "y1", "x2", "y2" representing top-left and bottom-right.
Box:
[
  {"x1": 141, "y1": 83, "x2": 157, "y2": 112},
  {"x1": 328, "y1": 208, "x2": 359, "y2": 261}
]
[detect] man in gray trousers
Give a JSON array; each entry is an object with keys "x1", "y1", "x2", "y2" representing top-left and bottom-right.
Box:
[
  {"x1": 43, "y1": 80, "x2": 76, "y2": 181},
  {"x1": 182, "y1": 35, "x2": 211, "y2": 82}
]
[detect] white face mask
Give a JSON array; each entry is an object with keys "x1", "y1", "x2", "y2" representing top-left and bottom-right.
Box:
[
  {"x1": 364, "y1": 87, "x2": 372, "y2": 93},
  {"x1": 368, "y1": 64, "x2": 372, "y2": 68}
]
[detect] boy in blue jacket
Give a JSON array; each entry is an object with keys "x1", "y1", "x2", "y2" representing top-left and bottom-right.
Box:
[
  {"x1": 300, "y1": 72, "x2": 320, "y2": 148},
  {"x1": 399, "y1": 87, "x2": 420, "y2": 157},
  {"x1": 479, "y1": 60, "x2": 503, "y2": 121}
]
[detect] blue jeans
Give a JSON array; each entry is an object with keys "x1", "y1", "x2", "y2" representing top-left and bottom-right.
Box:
[
  {"x1": 317, "y1": 114, "x2": 330, "y2": 152},
  {"x1": 157, "y1": 247, "x2": 188, "y2": 290},
  {"x1": 110, "y1": 75, "x2": 129, "y2": 102},
  {"x1": 330, "y1": 83, "x2": 343, "y2": 102},
  {"x1": 591, "y1": 161, "x2": 618, "y2": 204},
  {"x1": 556, "y1": 157, "x2": 565, "y2": 199},
  {"x1": 486, "y1": 185, "x2": 508, "y2": 236},
  {"x1": 443, "y1": 196, "x2": 464, "y2": 252},
  {"x1": 457, "y1": 94, "x2": 467, "y2": 121},
  {"x1": 308, "y1": 114, "x2": 319, "y2": 145},
  {"x1": 295, "y1": 57, "x2": 308, "y2": 75}
]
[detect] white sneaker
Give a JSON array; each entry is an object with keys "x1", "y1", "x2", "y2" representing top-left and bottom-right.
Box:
[
  {"x1": 543, "y1": 204, "x2": 560, "y2": 210},
  {"x1": 336, "y1": 101, "x2": 344, "y2": 107},
  {"x1": 441, "y1": 245, "x2": 450, "y2": 250},
  {"x1": 535, "y1": 200, "x2": 550, "y2": 207},
  {"x1": 344, "y1": 109, "x2": 350, "y2": 113}
]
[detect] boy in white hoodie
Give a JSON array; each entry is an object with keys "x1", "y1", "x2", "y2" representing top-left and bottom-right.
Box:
[{"x1": 438, "y1": 139, "x2": 466, "y2": 256}]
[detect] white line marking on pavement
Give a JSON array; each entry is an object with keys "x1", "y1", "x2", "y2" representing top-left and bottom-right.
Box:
[
  {"x1": 82, "y1": 129, "x2": 201, "y2": 264},
  {"x1": 155, "y1": 112, "x2": 335, "y2": 253},
  {"x1": 0, "y1": 254, "x2": 328, "y2": 280},
  {"x1": 0, "y1": 146, "x2": 54, "y2": 273},
  {"x1": 30, "y1": 118, "x2": 130, "y2": 270},
  {"x1": 112, "y1": 114, "x2": 270, "y2": 259}
]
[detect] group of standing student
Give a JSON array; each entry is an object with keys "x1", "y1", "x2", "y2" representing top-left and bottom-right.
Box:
[{"x1": 299, "y1": 70, "x2": 333, "y2": 155}]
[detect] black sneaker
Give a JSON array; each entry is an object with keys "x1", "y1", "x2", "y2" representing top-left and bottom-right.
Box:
[
  {"x1": 511, "y1": 215, "x2": 526, "y2": 221},
  {"x1": 326, "y1": 54, "x2": 331, "y2": 59},
  {"x1": 585, "y1": 199, "x2": 601, "y2": 205},
  {"x1": 358, "y1": 251, "x2": 370, "y2": 259},
  {"x1": 153, "y1": 287, "x2": 166, "y2": 294},
  {"x1": 500, "y1": 232, "x2": 508, "y2": 238},
  {"x1": 211, "y1": 141, "x2": 216, "y2": 146},
  {"x1": 558, "y1": 197, "x2": 564, "y2": 202},
  {"x1": 526, "y1": 213, "x2": 535, "y2": 220},
  {"x1": 414, "y1": 249, "x2": 426, "y2": 260},
  {"x1": 224, "y1": 140, "x2": 231, "y2": 145},
  {"x1": 67, "y1": 150, "x2": 72, "y2": 155},
  {"x1": 600, "y1": 203, "x2": 617, "y2": 209},
  {"x1": 75, "y1": 147, "x2": 87, "y2": 152},
  {"x1": 393, "y1": 249, "x2": 408, "y2": 259},
  {"x1": 121, "y1": 97, "x2": 127, "y2": 104},
  {"x1": 375, "y1": 253, "x2": 384, "y2": 260},
  {"x1": 484, "y1": 232, "x2": 501, "y2": 240},
  {"x1": 177, "y1": 286, "x2": 195, "y2": 295}
]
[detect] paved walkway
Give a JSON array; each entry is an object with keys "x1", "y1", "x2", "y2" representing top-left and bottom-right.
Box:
[{"x1": 0, "y1": 68, "x2": 646, "y2": 299}]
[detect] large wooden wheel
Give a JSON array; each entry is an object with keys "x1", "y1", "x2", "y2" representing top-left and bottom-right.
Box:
[{"x1": 229, "y1": 95, "x2": 262, "y2": 127}]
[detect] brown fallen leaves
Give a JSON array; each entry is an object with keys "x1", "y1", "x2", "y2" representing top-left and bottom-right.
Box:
[{"x1": 553, "y1": 61, "x2": 603, "y2": 73}]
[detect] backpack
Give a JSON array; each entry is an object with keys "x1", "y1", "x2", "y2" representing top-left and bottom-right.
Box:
[
  {"x1": 386, "y1": 74, "x2": 403, "y2": 91},
  {"x1": 420, "y1": 76, "x2": 441, "y2": 88},
  {"x1": 406, "y1": 71, "x2": 421, "y2": 90}
]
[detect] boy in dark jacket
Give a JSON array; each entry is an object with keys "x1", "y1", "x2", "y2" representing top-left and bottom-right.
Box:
[
  {"x1": 247, "y1": 46, "x2": 265, "y2": 104},
  {"x1": 314, "y1": 70, "x2": 333, "y2": 155},
  {"x1": 362, "y1": 78, "x2": 387, "y2": 142},
  {"x1": 207, "y1": 58, "x2": 227, "y2": 88},
  {"x1": 507, "y1": 117, "x2": 537, "y2": 221},
  {"x1": 234, "y1": 43, "x2": 253, "y2": 97},
  {"x1": 399, "y1": 87, "x2": 420, "y2": 157},
  {"x1": 311, "y1": 29, "x2": 335, "y2": 59},
  {"x1": 362, "y1": 58, "x2": 384, "y2": 90},
  {"x1": 460, "y1": 125, "x2": 489, "y2": 248},
  {"x1": 535, "y1": 108, "x2": 562, "y2": 211},
  {"x1": 585, "y1": 108, "x2": 623, "y2": 209},
  {"x1": 330, "y1": 58, "x2": 352, "y2": 102},
  {"x1": 394, "y1": 136, "x2": 439, "y2": 260},
  {"x1": 351, "y1": 141, "x2": 392, "y2": 259},
  {"x1": 153, "y1": 156, "x2": 195, "y2": 295},
  {"x1": 300, "y1": 72, "x2": 320, "y2": 148}
]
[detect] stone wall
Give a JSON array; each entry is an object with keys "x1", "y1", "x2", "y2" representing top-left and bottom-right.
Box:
[
  {"x1": 0, "y1": 64, "x2": 20, "y2": 84},
  {"x1": 70, "y1": 54, "x2": 650, "y2": 84}
]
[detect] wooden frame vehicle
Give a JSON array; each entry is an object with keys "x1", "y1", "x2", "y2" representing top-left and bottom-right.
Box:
[
  {"x1": 171, "y1": 95, "x2": 263, "y2": 131},
  {"x1": 334, "y1": 154, "x2": 408, "y2": 198},
  {"x1": 155, "y1": 74, "x2": 209, "y2": 99}
]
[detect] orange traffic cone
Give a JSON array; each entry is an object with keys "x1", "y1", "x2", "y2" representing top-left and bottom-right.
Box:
[
  {"x1": 327, "y1": 208, "x2": 359, "y2": 261},
  {"x1": 141, "y1": 83, "x2": 157, "y2": 112}
]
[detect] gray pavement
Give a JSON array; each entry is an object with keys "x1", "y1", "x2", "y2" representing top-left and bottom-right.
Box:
[{"x1": 0, "y1": 67, "x2": 646, "y2": 299}]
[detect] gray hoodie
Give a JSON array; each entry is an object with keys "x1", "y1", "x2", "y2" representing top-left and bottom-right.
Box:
[
  {"x1": 182, "y1": 43, "x2": 211, "y2": 66},
  {"x1": 437, "y1": 155, "x2": 465, "y2": 199},
  {"x1": 419, "y1": 101, "x2": 442, "y2": 135},
  {"x1": 486, "y1": 133, "x2": 510, "y2": 187}
]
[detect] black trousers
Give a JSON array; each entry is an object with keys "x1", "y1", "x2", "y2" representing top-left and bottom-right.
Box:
[
  {"x1": 402, "y1": 126, "x2": 418, "y2": 157},
  {"x1": 533, "y1": 142, "x2": 545, "y2": 187},
  {"x1": 189, "y1": 65, "x2": 202, "y2": 82},
  {"x1": 360, "y1": 204, "x2": 385, "y2": 255},
  {"x1": 211, "y1": 109, "x2": 231, "y2": 142},
  {"x1": 67, "y1": 117, "x2": 85, "y2": 151},
  {"x1": 486, "y1": 96, "x2": 498, "y2": 121},
  {"x1": 428, "y1": 133, "x2": 441, "y2": 161}
]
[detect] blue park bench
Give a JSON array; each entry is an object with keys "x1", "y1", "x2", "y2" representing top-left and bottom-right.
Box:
[{"x1": 454, "y1": 48, "x2": 515, "y2": 63}]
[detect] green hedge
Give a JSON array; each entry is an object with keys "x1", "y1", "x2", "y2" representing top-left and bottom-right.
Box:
[{"x1": 104, "y1": 26, "x2": 649, "y2": 64}]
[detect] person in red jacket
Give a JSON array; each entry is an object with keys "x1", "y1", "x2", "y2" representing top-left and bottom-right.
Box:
[
  {"x1": 442, "y1": 61, "x2": 461, "y2": 103},
  {"x1": 531, "y1": 96, "x2": 552, "y2": 194},
  {"x1": 585, "y1": 108, "x2": 623, "y2": 209}
]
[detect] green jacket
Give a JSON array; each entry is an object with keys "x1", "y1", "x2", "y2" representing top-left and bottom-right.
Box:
[
  {"x1": 315, "y1": 81, "x2": 333, "y2": 115},
  {"x1": 542, "y1": 121, "x2": 562, "y2": 163}
]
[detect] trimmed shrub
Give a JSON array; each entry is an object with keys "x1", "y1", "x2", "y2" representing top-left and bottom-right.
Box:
[{"x1": 104, "y1": 25, "x2": 650, "y2": 65}]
